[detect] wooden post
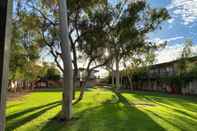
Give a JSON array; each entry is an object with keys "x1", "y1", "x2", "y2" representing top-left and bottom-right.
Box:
[{"x1": 0, "y1": 0, "x2": 12, "y2": 130}]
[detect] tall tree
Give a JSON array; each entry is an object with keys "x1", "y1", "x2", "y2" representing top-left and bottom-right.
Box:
[
  {"x1": 73, "y1": 5, "x2": 112, "y2": 103},
  {"x1": 9, "y1": 22, "x2": 40, "y2": 82},
  {"x1": 0, "y1": 0, "x2": 12, "y2": 130},
  {"x1": 14, "y1": 0, "x2": 108, "y2": 102},
  {"x1": 72, "y1": 0, "x2": 169, "y2": 101},
  {"x1": 14, "y1": 0, "x2": 106, "y2": 99},
  {"x1": 58, "y1": 0, "x2": 73, "y2": 121},
  {"x1": 104, "y1": 0, "x2": 170, "y2": 89}
]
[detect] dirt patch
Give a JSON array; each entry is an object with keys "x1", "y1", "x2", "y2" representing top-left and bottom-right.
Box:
[{"x1": 7, "y1": 91, "x2": 30, "y2": 101}]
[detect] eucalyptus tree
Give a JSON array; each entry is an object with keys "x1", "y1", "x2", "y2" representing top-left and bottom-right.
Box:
[
  {"x1": 73, "y1": 4, "x2": 113, "y2": 103},
  {"x1": 9, "y1": 18, "x2": 40, "y2": 82},
  {"x1": 72, "y1": 0, "x2": 169, "y2": 100},
  {"x1": 14, "y1": 0, "x2": 108, "y2": 119},
  {"x1": 12, "y1": 0, "x2": 72, "y2": 120},
  {"x1": 120, "y1": 49, "x2": 157, "y2": 89},
  {"x1": 103, "y1": 0, "x2": 170, "y2": 89},
  {"x1": 177, "y1": 40, "x2": 193, "y2": 75},
  {"x1": 14, "y1": 0, "x2": 106, "y2": 99},
  {"x1": 7, "y1": 2, "x2": 45, "y2": 92},
  {"x1": 57, "y1": 0, "x2": 73, "y2": 120}
]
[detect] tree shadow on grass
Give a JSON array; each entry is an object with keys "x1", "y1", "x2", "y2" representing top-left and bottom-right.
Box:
[
  {"x1": 40, "y1": 91, "x2": 166, "y2": 131},
  {"x1": 145, "y1": 109, "x2": 197, "y2": 131},
  {"x1": 148, "y1": 97, "x2": 197, "y2": 120},
  {"x1": 133, "y1": 94, "x2": 197, "y2": 120},
  {"x1": 6, "y1": 101, "x2": 61, "y2": 131},
  {"x1": 7, "y1": 101, "x2": 61, "y2": 121},
  {"x1": 73, "y1": 92, "x2": 166, "y2": 131},
  {"x1": 124, "y1": 93, "x2": 197, "y2": 131},
  {"x1": 126, "y1": 91, "x2": 197, "y2": 112}
]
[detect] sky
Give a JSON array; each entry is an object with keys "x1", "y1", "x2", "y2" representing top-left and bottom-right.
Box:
[{"x1": 148, "y1": 0, "x2": 197, "y2": 63}]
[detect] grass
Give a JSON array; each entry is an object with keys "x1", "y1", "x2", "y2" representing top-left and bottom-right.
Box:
[{"x1": 6, "y1": 88, "x2": 197, "y2": 131}]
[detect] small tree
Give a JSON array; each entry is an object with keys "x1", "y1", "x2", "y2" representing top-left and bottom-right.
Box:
[
  {"x1": 177, "y1": 39, "x2": 193, "y2": 75},
  {"x1": 176, "y1": 39, "x2": 194, "y2": 89},
  {"x1": 45, "y1": 65, "x2": 61, "y2": 80}
]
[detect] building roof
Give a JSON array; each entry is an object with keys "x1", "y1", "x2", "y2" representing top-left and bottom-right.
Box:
[{"x1": 150, "y1": 56, "x2": 197, "y2": 69}]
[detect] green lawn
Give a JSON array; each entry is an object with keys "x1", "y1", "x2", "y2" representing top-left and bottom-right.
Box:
[{"x1": 6, "y1": 88, "x2": 197, "y2": 131}]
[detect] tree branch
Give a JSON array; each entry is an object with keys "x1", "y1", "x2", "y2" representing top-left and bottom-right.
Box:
[
  {"x1": 27, "y1": 3, "x2": 57, "y2": 26},
  {"x1": 40, "y1": 31, "x2": 64, "y2": 73}
]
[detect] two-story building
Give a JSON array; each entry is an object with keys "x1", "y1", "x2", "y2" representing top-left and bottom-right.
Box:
[{"x1": 131, "y1": 56, "x2": 197, "y2": 95}]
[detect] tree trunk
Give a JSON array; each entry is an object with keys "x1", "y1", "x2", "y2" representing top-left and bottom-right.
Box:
[
  {"x1": 73, "y1": 71, "x2": 90, "y2": 105},
  {"x1": 70, "y1": 35, "x2": 79, "y2": 100},
  {"x1": 58, "y1": 0, "x2": 73, "y2": 121},
  {"x1": 115, "y1": 57, "x2": 120, "y2": 89},
  {"x1": 111, "y1": 69, "x2": 115, "y2": 87},
  {"x1": 120, "y1": 73, "x2": 122, "y2": 88},
  {"x1": 128, "y1": 76, "x2": 133, "y2": 91},
  {"x1": 73, "y1": 66, "x2": 79, "y2": 100},
  {"x1": 72, "y1": 83, "x2": 85, "y2": 105},
  {"x1": 0, "y1": 0, "x2": 12, "y2": 130}
]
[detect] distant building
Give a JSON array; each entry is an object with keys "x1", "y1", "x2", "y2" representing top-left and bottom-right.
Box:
[
  {"x1": 148, "y1": 56, "x2": 197, "y2": 78},
  {"x1": 78, "y1": 68, "x2": 99, "y2": 88},
  {"x1": 125, "y1": 56, "x2": 197, "y2": 95}
]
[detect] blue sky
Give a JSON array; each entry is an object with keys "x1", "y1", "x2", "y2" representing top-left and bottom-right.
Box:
[
  {"x1": 148, "y1": 0, "x2": 197, "y2": 63},
  {"x1": 108, "y1": 0, "x2": 197, "y2": 63},
  {"x1": 149, "y1": 0, "x2": 197, "y2": 45}
]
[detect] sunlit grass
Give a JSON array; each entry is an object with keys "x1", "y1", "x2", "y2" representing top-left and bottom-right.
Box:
[{"x1": 6, "y1": 88, "x2": 197, "y2": 131}]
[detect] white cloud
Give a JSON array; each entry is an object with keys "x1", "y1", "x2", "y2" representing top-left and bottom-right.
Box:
[
  {"x1": 167, "y1": 0, "x2": 197, "y2": 25},
  {"x1": 156, "y1": 44, "x2": 197, "y2": 64},
  {"x1": 165, "y1": 36, "x2": 185, "y2": 42},
  {"x1": 151, "y1": 38, "x2": 165, "y2": 44},
  {"x1": 167, "y1": 18, "x2": 175, "y2": 23},
  {"x1": 156, "y1": 46, "x2": 182, "y2": 63},
  {"x1": 151, "y1": 36, "x2": 184, "y2": 44}
]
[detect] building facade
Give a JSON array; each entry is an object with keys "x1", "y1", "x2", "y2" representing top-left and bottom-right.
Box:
[{"x1": 125, "y1": 56, "x2": 197, "y2": 95}]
